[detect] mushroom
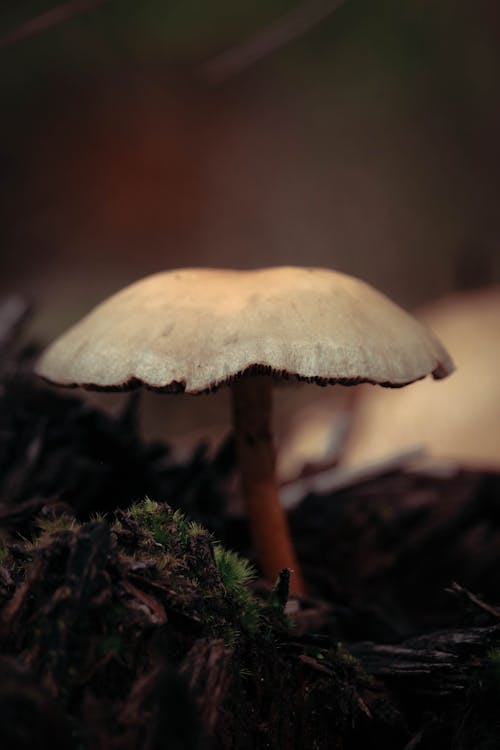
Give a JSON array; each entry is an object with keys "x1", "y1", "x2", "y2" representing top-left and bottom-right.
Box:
[{"x1": 36, "y1": 267, "x2": 454, "y2": 594}]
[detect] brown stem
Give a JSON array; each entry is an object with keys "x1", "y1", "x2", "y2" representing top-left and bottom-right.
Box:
[{"x1": 231, "y1": 375, "x2": 305, "y2": 595}]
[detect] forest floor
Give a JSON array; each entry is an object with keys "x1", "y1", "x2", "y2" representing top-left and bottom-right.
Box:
[{"x1": 1, "y1": 297, "x2": 500, "y2": 750}]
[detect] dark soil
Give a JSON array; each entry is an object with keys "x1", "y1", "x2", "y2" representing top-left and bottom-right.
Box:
[{"x1": 1, "y1": 296, "x2": 500, "y2": 749}]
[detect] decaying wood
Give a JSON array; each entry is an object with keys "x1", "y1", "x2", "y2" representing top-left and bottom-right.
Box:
[
  {"x1": 291, "y1": 466, "x2": 500, "y2": 637},
  {"x1": 182, "y1": 639, "x2": 235, "y2": 735},
  {"x1": 0, "y1": 506, "x2": 370, "y2": 749},
  {"x1": 0, "y1": 375, "x2": 232, "y2": 534},
  {"x1": 353, "y1": 624, "x2": 500, "y2": 694},
  {"x1": 0, "y1": 656, "x2": 74, "y2": 749}
]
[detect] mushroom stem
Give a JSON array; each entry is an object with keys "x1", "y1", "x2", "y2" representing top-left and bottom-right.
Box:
[{"x1": 231, "y1": 375, "x2": 305, "y2": 595}]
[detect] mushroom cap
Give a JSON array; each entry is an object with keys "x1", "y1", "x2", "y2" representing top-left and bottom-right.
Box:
[{"x1": 36, "y1": 267, "x2": 453, "y2": 394}]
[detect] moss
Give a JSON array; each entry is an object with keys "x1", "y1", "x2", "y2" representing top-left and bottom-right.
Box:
[
  {"x1": 122, "y1": 498, "x2": 263, "y2": 642},
  {"x1": 7, "y1": 498, "x2": 264, "y2": 652},
  {"x1": 214, "y1": 545, "x2": 259, "y2": 633},
  {"x1": 0, "y1": 497, "x2": 371, "y2": 749},
  {"x1": 37, "y1": 514, "x2": 81, "y2": 535},
  {"x1": 214, "y1": 546, "x2": 255, "y2": 591},
  {"x1": 31, "y1": 513, "x2": 81, "y2": 551},
  {"x1": 6, "y1": 500, "x2": 294, "y2": 683},
  {"x1": 129, "y1": 496, "x2": 173, "y2": 547}
]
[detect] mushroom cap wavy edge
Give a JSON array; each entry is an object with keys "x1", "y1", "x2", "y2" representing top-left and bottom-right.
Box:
[{"x1": 36, "y1": 266, "x2": 454, "y2": 394}]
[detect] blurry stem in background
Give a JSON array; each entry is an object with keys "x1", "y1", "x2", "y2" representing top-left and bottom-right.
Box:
[
  {"x1": 200, "y1": 0, "x2": 349, "y2": 83},
  {"x1": 0, "y1": 0, "x2": 113, "y2": 50}
]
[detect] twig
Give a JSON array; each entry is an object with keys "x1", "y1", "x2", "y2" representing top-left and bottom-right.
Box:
[
  {"x1": 280, "y1": 447, "x2": 425, "y2": 508},
  {"x1": 0, "y1": 0, "x2": 114, "y2": 50},
  {"x1": 447, "y1": 581, "x2": 500, "y2": 621},
  {"x1": 200, "y1": 0, "x2": 350, "y2": 83}
]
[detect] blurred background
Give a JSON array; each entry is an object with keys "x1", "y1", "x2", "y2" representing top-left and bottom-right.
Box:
[{"x1": 1, "y1": 0, "x2": 499, "y2": 470}]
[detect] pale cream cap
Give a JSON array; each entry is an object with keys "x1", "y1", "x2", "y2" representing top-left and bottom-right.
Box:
[{"x1": 36, "y1": 267, "x2": 453, "y2": 393}]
